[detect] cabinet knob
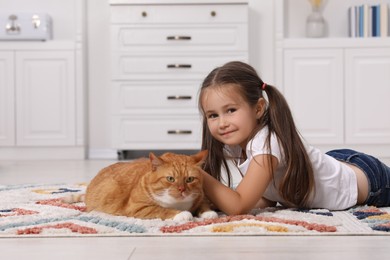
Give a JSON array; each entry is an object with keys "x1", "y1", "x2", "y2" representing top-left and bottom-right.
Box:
[
  {"x1": 167, "y1": 36, "x2": 192, "y2": 41},
  {"x1": 211, "y1": 11, "x2": 217, "y2": 17},
  {"x1": 32, "y1": 15, "x2": 41, "y2": 28},
  {"x1": 6, "y1": 14, "x2": 20, "y2": 34},
  {"x1": 167, "y1": 130, "x2": 192, "y2": 135},
  {"x1": 141, "y1": 11, "x2": 147, "y2": 17},
  {"x1": 167, "y1": 64, "x2": 192, "y2": 69},
  {"x1": 167, "y1": 96, "x2": 192, "y2": 100}
]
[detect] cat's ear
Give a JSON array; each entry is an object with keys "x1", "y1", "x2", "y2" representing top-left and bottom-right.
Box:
[
  {"x1": 149, "y1": 153, "x2": 164, "y2": 171},
  {"x1": 192, "y1": 150, "x2": 208, "y2": 166}
]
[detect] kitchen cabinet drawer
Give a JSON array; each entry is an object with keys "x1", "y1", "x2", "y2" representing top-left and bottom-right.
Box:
[
  {"x1": 112, "y1": 81, "x2": 199, "y2": 114},
  {"x1": 109, "y1": 1, "x2": 248, "y2": 153},
  {"x1": 112, "y1": 53, "x2": 248, "y2": 80},
  {"x1": 112, "y1": 116, "x2": 202, "y2": 149},
  {"x1": 110, "y1": 4, "x2": 248, "y2": 24},
  {"x1": 111, "y1": 24, "x2": 247, "y2": 52}
]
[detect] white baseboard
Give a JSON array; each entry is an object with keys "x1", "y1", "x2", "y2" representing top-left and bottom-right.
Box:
[
  {"x1": 0, "y1": 147, "x2": 86, "y2": 160},
  {"x1": 88, "y1": 149, "x2": 117, "y2": 160}
]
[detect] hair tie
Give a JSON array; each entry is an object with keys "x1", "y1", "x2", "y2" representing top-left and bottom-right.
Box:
[{"x1": 261, "y1": 83, "x2": 267, "y2": 90}]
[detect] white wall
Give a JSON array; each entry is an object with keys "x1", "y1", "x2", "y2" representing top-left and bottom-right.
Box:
[{"x1": 86, "y1": 0, "x2": 276, "y2": 158}]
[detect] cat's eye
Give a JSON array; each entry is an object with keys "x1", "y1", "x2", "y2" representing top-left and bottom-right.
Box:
[
  {"x1": 166, "y1": 176, "x2": 175, "y2": 183},
  {"x1": 186, "y1": 177, "x2": 195, "y2": 183}
]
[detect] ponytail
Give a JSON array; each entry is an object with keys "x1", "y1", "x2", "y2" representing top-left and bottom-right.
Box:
[{"x1": 261, "y1": 85, "x2": 315, "y2": 208}]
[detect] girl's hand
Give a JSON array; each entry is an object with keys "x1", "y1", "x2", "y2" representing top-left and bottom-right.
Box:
[{"x1": 255, "y1": 197, "x2": 277, "y2": 208}]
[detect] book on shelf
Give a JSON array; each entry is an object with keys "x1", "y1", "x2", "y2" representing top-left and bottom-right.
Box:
[
  {"x1": 348, "y1": 5, "x2": 357, "y2": 37},
  {"x1": 348, "y1": 3, "x2": 388, "y2": 38}
]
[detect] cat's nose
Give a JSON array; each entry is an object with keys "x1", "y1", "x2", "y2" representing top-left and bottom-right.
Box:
[{"x1": 178, "y1": 186, "x2": 186, "y2": 192}]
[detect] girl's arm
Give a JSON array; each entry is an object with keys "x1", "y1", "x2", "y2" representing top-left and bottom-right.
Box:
[{"x1": 201, "y1": 154, "x2": 278, "y2": 215}]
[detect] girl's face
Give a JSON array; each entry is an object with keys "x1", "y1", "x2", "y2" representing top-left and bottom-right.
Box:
[{"x1": 201, "y1": 85, "x2": 263, "y2": 149}]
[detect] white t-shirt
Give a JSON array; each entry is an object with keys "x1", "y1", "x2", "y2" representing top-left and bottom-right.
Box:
[{"x1": 225, "y1": 127, "x2": 358, "y2": 210}]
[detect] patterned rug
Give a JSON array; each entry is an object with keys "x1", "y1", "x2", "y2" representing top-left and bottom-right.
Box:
[{"x1": 1, "y1": 183, "x2": 390, "y2": 237}]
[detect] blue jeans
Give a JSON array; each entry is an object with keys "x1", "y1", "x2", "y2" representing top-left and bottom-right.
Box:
[{"x1": 326, "y1": 149, "x2": 390, "y2": 207}]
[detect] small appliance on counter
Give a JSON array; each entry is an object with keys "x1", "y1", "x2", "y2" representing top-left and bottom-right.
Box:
[{"x1": 0, "y1": 13, "x2": 52, "y2": 41}]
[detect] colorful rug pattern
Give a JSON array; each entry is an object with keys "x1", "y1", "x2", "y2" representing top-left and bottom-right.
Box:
[{"x1": 1, "y1": 183, "x2": 390, "y2": 237}]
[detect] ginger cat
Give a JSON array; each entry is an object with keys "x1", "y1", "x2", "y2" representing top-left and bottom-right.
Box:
[{"x1": 85, "y1": 150, "x2": 217, "y2": 221}]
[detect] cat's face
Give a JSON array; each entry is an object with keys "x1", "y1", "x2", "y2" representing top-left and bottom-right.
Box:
[{"x1": 146, "y1": 151, "x2": 207, "y2": 211}]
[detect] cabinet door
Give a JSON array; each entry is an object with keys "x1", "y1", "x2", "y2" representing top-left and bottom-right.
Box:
[
  {"x1": 0, "y1": 51, "x2": 15, "y2": 146},
  {"x1": 284, "y1": 49, "x2": 344, "y2": 144},
  {"x1": 345, "y1": 48, "x2": 390, "y2": 144},
  {"x1": 15, "y1": 51, "x2": 76, "y2": 146}
]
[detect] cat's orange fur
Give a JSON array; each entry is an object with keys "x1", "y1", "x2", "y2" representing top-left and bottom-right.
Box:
[{"x1": 85, "y1": 150, "x2": 216, "y2": 220}]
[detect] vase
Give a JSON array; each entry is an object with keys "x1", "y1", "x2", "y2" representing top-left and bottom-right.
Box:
[{"x1": 306, "y1": 6, "x2": 326, "y2": 38}]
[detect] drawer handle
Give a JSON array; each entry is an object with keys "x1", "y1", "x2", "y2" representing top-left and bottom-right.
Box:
[
  {"x1": 167, "y1": 130, "x2": 192, "y2": 135},
  {"x1": 167, "y1": 36, "x2": 192, "y2": 41},
  {"x1": 167, "y1": 96, "x2": 192, "y2": 100},
  {"x1": 167, "y1": 64, "x2": 192, "y2": 69}
]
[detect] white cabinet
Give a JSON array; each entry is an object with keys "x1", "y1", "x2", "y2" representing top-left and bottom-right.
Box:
[
  {"x1": 284, "y1": 47, "x2": 390, "y2": 146},
  {"x1": 109, "y1": 0, "x2": 248, "y2": 152},
  {"x1": 276, "y1": 0, "x2": 390, "y2": 160},
  {"x1": 15, "y1": 51, "x2": 76, "y2": 146},
  {"x1": 0, "y1": 50, "x2": 76, "y2": 147},
  {"x1": 345, "y1": 48, "x2": 390, "y2": 144},
  {"x1": 0, "y1": 51, "x2": 14, "y2": 146},
  {"x1": 284, "y1": 48, "x2": 344, "y2": 144}
]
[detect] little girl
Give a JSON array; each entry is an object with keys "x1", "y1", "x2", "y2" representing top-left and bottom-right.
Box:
[{"x1": 198, "y1": 61, "x2": 390, "y2": 215}]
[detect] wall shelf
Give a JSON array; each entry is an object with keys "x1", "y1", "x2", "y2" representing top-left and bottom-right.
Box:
[{"x1": 282, "y1": 37, "x2": 390, "y2": 49}]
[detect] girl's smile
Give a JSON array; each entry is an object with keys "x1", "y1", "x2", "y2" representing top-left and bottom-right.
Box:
[
  {"x1": 220, "y1": 130, "x2": 236, "y2": 137},
  {"x1": 219, "y1": 129, "x2": 238, "y2": 141}
]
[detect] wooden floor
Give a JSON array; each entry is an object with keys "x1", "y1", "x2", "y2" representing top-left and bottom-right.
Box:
[{"x1": 1, "y1": 159, "x2": 390, "y2": 260}]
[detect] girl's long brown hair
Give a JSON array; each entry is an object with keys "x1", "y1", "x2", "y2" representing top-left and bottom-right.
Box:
[{"x1": 198, "y1": 61, "x2": 315, "y2": 208}]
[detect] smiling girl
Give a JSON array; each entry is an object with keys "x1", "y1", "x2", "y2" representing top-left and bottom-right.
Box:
[{"x1": 198, "y1": 61, "x2": 390, "y2": 215}]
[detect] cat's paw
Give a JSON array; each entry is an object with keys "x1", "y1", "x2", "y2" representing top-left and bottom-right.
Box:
[
  {"x1": 199, "y1": 210, "x2": 218, "y2": 219},
  {"x1": 173, "y1": 211, "x2": 193, "y2": 222}
]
